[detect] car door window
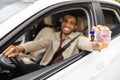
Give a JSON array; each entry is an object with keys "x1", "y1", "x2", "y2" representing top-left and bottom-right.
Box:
[
  {"x1": 0, "y1": 2, "x2": 94, "y2": 79},
  {"x1": 15, "y1": 8, "x2": 90, "y2": 44},
  {"x1": 102, "y1": 8, "x2": 120, "y2": 37},
  {"x1": 12, "y1": 8, "x2": 91, "y2": 67}
]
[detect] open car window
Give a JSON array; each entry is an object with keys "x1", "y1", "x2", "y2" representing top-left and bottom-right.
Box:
[
  {"x1": 0, "y1": 2, "x2": 96, "y2": 80},
  {"x1": 102, "y1": 8, "x2": 120, "y2": 38},
  {"x1": 13, "y1": 7, "x2": 91, "y2": 76},
  {"x1": 15, "y1": 8, "x2": 90, "y2": 43}
]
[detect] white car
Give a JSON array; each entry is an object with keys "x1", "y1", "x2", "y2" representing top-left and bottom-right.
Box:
[{"x1": 0, "y1": 0, "x2": 120, "y2": 80}]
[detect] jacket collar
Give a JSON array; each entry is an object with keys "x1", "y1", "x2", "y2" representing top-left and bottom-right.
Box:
[{"x1": 55, "y1": 31, "x2": 81, "y2": 40}]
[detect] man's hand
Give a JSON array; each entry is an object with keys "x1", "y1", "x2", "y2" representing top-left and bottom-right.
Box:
[
  {"x1": 2, "y1": 45, "x2": 25, "y2": 58},
  {"x1": 92, "y1": 25, "x2": 112, "y2": 51}
]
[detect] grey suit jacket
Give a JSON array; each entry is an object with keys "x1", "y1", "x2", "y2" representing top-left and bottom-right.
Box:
[{"x1": 21, "y1": 32, "x2": 93, "y2": 66}]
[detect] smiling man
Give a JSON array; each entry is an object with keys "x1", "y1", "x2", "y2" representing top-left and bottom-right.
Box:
[{"x1": 2, "y1": 13, "x2": 111, "y2": 69}]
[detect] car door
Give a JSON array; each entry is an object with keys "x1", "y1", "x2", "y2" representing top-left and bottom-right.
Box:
[
  {"x1": 92, "y1": 2, "x2": 120, "y2": 80},
  {"x1": 45, "y1": 2, "x2": 120, "y2": 80},
  {"x1": 12, "y1": 1, "x2": 95, "y2": 80},
  {"x1": 55, "y1": 2, "x2": 120, "y2": 80}
]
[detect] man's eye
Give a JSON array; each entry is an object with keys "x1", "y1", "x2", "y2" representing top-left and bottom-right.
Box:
[{"x1": 70, "y1": 22, "x2": 75, "y2": 26}]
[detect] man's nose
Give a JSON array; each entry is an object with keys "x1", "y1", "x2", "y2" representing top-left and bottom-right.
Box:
[{"x1": 65, "y1": 22, "x2": 70, "y2": 27}]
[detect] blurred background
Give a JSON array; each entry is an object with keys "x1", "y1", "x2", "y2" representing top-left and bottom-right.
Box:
[
  {"x1": 115, "y1": 0, "x2": 120, "y2": 3},
  {"x1": 0, "y1": 0, "x2": 38, "y2": 9}
]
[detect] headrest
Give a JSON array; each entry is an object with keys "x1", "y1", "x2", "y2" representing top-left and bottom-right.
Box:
[
  {"x1": 44, "y1": 15, "x2": 55, "y2": 26},
  {"x1": 77, "y1": 17, "x2": 88, "y2": 36},
  {"x1": 77, "y1": 17, "x2": 88, "y2": 32},
  {"x1": 104, "y1": 14, "x2": 114, "y2": 27}
]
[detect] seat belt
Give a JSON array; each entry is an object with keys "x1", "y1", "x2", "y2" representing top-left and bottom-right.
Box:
[
  {"x1": 35, "y1": 33, "x2": 81, "y2": 64},
  {"x1": 52, "y1": 33, "x2": 81, "y2": 59}
]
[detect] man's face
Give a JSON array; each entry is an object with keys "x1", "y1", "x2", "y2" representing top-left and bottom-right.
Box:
[{"x1": 61, "y1": 15, "x2": 77, "y2": 35}]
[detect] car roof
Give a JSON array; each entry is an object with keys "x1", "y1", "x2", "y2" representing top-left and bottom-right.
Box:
[
  {"x1": 0, "y1": 0, "x2": 119, "y2": 38},
  {"x1": 50, "y1": 0, "x2": 120, "y2": 6},
  {"x1": 0, "y1": 0, "x2": 119, "y2": 23}
]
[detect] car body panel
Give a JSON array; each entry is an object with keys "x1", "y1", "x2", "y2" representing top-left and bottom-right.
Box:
[
  {"x1": 13, "y1": 35, "x2": 120, "y2": 80},
  {"x1": 48, "y1": 35, "x2": 120, "y2": 80},
  {"x1": 0, "y1": 0, "x2": 120, "y2": 80}
]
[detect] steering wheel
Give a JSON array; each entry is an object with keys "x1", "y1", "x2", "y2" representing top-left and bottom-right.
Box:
[{"x1": 0, "y1": 55, "x2": 26, "y2": 74}]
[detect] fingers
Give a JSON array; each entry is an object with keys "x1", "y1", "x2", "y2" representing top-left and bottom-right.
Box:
[
  {"x1": 93, "y1": 43, "x2": 103, "y2": 50},
  {"x1": 103, "y1": 26, "x2": 109, "y2": 31},
  {"x1": 97, "y1": 43, "x2": 108, "y2": 49},
  {"x1": 7, "y1": 52, "x2": 19, "y2": 57},
  {"x1": 2, "y1": 45, "x2": 13, "y2": 55},
  {"x1": 91, "y1": 25, "x2": 111, "y2": 51},
  {"x1": 92, "y1": 26, "x2": 99, "y2": 31},
  {"x1": 92, "y1": 25, "x2": 110, "y2": 32},
  {"x1": 2, "y1": 45, "x2": 19, "y2": 58},
  {"x1": 93, "y1": 42, "x2": 109, "y2": 51}
]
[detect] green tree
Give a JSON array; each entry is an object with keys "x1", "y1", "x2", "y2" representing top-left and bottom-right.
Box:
[{"x1": 115, "y1": 0, "x2": 120, "y2": 3}]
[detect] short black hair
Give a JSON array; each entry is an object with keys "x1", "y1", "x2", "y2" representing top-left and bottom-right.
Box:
[{"x1": 62, "y1": 12, "x2": 78, "y2": 24}]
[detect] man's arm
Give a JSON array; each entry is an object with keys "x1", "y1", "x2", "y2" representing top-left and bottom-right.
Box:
[{"x1": 2, "y1": 33, "x2": 52, "y2": 58}]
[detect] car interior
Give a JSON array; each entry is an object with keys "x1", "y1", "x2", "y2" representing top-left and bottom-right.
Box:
[
  {"x1": 0, "y1": 9, "x2": 91, "y2": 80},
  {"x1": 25, "y1": 9, "x2": 88, "y2": 42},
  {"x1": 103, "y1": 9, "x2": 120, "y2": 37},
  {"x1": 21, "y1": 9, "x2": 89, "y2": 65}
]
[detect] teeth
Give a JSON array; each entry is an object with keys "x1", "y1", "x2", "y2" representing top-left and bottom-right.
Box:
[{"x1": 64, "y1": 27, "x2": 69, "y2": 31}]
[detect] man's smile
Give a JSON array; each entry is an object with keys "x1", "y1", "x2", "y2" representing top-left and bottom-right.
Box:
[{"x1": 64, "y1": 27, "x2": 70, "y2": 31}]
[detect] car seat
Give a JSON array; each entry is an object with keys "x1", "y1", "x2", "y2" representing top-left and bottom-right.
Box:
[
  {"x1": 76, "y1": 17, "x2": 88, "y2": 36},
  {"x1": 19, "y1": 15, "x2": 58, "y2": 64}
]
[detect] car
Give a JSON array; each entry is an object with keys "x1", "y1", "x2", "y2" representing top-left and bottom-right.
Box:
[{"x1": 0, "y1": 0, "x2": 120, "y2": 80}]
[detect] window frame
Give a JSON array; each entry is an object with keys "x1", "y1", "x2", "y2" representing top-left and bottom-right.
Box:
[
  {"x1": 101, "y1": 4, "x2": 120, "y2": 38},
  {"x1": 6, "y1": 2, "x2": 93, "y2": 80},
  {"x1": 0, "y1": 2, "x2": 93, "y2": 53}
]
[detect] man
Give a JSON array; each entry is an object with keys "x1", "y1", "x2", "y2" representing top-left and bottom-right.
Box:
[{"x1": 2, "y1": 13, "x2": 111, "y2": 66}]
